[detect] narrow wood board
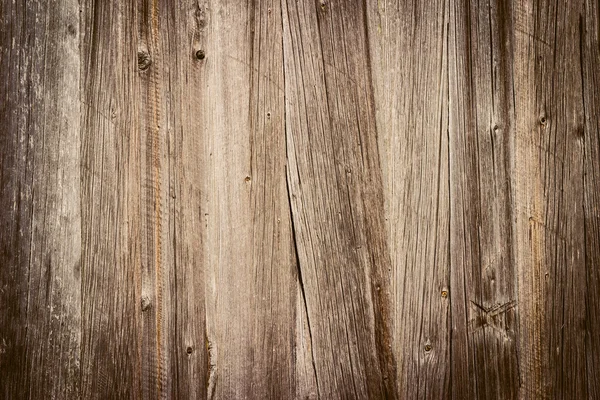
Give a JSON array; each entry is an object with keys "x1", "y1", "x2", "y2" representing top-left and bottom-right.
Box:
[{"x1": 0, "y1": 1, "x2": 82, "y2": 398}]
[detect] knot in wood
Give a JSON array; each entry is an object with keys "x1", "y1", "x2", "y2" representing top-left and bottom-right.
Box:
[
  {"x1": 141, "y1": 295, "x2": 151, "y2": 311},
  {"x1": 137, "y1": 51, "x2": 151, "y2": 70}
]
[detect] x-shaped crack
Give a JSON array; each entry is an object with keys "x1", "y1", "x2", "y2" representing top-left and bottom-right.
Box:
[{"x1": 469, "y1": 300, "x2": 517, "y2": 336}]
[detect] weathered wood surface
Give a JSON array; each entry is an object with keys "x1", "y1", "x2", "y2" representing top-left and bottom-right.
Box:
[{"x1": 1, "y1": 0, "x2": 599, "y2": 399}]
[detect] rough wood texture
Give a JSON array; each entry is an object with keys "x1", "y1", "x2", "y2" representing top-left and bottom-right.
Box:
[
  {"x1": 448, "y1": 1, "x2": 519, "y2": 398},
  {"x1": 2, "y1": 0, "x2": 600, "y2": 399},
  {"x1": 1, "y1": 1, "x2": 81, "y2": 399},
  {"x1": 80, "y1": 2, "x2": 142, "y2": 398},
  {"x1": 513, "y1": 0, "x2": 589, "y2": 398},
  {"x1": 367, "y1": 0, "x2": 600, "y2": 398},
  {"x1": 282, "y1": 0, "x2": 397, "y2": 398},
  {"x1": 367, "y1": 1, "x2": 452, "y2": 398}
]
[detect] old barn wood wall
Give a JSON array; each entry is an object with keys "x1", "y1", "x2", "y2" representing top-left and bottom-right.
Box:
[{"x1": 1, "y1": 0, "x2": 599, "y2": 399}]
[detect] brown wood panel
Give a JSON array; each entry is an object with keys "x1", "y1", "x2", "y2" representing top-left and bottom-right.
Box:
[
  {"x1": 198, "y1": 1, "x2": 300, "y2": 398},
  {"x1": 513, "y1": 0, "x2": 589, "y2": 397},
  {"x1": 282, "y1": 0, "x2": 396, "y2": 398},
  {"x1": 583, "y1": 1, "x2": 600, "y2": 398},
  {"x1": 2, "y1": 0, "x2": 600, "y2": 398},
  {"x1": 447, "y1": 1, "x2": 519, "y2": 398},
  {"x1": 0, "y1": 1, "x2": 82, "y2": 399},
  {"x1": 367, "y1": 1, "x2": 452, "y2": 398},
  {"x1": 134, "y1": 1, "x2": 302, "y2": 398},
  {"x1": 80, "y1": 1, "x2": 143, "y2": 398}
]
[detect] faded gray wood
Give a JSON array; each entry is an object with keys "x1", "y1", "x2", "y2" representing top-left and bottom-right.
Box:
[
  {"x1": 2, "y1": 0, "x2": 600, "y2": 399},
  {"x1": 0, "y1": 1, "x2": 81, "y2": 399}
]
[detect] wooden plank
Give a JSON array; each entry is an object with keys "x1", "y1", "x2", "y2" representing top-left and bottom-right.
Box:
[
  {"x1": 366, "y1": 1, "x2": 451, "y2": 397},
  {"x1": 582, "y1": 0, "x2": 600, "y2": 397},
  {"x1": 80, "y1": 1, "x2": 142, "y2": 398},
  {"x1": 513, "y1": 0, "x2": 588, "y2": 398},
  {"x1": 282, "y1": 1, "x2": 397, "y2": 398},
  {"x1": 447, "y1": 0, "x2": 519, "y2": 398},
  {"x1": 137, "y1": 0, "x2": 175, "y2": 397},
  {"x1": 134, "y1": 1, "x2": 301, "y2": 398},
  {"x1": 155, "y1": 2, "x2": 209, "y2": 399},
  {"x1": 0, "y1": 1, "x2": 82, "y2": 398},
  {"x1": 199, "y1": 1, "x2": 301, "y2": 398}
]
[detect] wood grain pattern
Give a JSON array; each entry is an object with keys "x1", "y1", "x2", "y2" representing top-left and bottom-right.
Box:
[
  {"x1": 199, "y1": 1, "x2": 298, "y2": 398},
  {"x1": 2, "y1": 0, "x2": 600, "y2": 398},
  {"x1": 282, "y1": 1, "x2": 397, "y2": 398},
  {"x1": 0, "y1": 1, "x2": 82, "y2": 399},
  {"x1": 582, "y1": 1, "x2": 600, "y2": 398},
  {"x1": 513, "y1": 0, "x2": 588, "y2": 398},
  {"x1": 367, "y1": 1, "x2": 452, "y2": 397},
  {"x1": 80, "y1": 1, "x2": 142, "y2": 398},
  {"x1": 448, "y1": 1, "x2": 519, "y2": 398}
]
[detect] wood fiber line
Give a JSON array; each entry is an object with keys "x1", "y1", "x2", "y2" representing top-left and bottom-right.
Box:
[
  {"x1": 80, "y1": 1, "x2": 143, "y2": 399},
  {"x1": 447, "y1": 1, "x2": 519, "y2": 398},
  {"x1": 282, "y1": 0, "x2": 397, "y2": 398},
  {"x1": 366, "y1": 1, "x2": 451, "y2": 397},
  {"x1": 513, "y1": 0, "x2": 589, "y2": 398}
]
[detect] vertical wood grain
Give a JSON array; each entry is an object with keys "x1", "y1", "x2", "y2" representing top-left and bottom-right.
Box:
[
  {"x1": 134, "y1": 1, "x2": 301, "y2": 398},
  {"x1": 80, "y1": 1, "x2": 142, "y2": 398},
  {"x1": 200, "y1": 1, "x2": 299, "y2": 397},
  {"x1": 0, "y1": 1, "x2": 82, "y2": 398},
  {"x1": 2, "y1": 1, "x2": 600, "y2": 398},
  {"x1": 582, "y1": 0, "x2": 600, "y2": 397},
  {"x1": 137, "y1": 0, "x2": 175, "y2": 397},
  {"x1": 448, "y1": 1, "x2": 518, "y2": 398},
  {"x1": 513, "y1": 0, "x2": 588, "y2": 397},
  {"x1": 367, "y1": 1, "x2": 451, "y2": 397},
  {"x1": 282, "y1": 0, "x2": 397, "y2": 398},
  {"x1": 158, "y1": 2, "x2": 208, "y2": 399}
]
